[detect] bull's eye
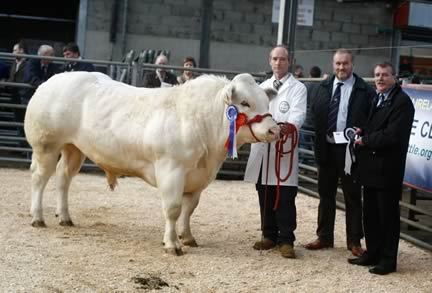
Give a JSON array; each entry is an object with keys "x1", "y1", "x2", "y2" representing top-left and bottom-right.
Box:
[{"x1": 240, "y1": 101, "x2": 250, "y2": 107}]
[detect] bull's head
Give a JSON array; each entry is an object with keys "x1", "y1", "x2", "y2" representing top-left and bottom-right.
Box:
[{"x1": 222, "y1": 73, "x2": 280, "y2": 145}]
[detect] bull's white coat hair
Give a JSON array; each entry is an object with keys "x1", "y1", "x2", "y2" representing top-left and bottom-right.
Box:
[{"x1": 24, "y1": 71, "x2": 279, "y2": 254}]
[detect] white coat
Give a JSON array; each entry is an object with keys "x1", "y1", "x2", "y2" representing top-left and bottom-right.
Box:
[{"x1": 244, "y1": 74, "x2": 307, "y2": 186}]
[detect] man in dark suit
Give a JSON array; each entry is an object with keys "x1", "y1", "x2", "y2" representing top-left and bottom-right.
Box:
[
  {"x1": 306, "y1": 49, "x2": 375, "y2": 256},
  {"x1": 23, "y1": 44, "x2": 60, "y2": 103},
  {"x1": 348, "y1": 62, "x2": 415, "y2": 275},
  {"x1": 8, "y1": 42, "x2": 28, "y2": 85},
  {"x1": 142, "y1": 54, "x2": 178, "y2": 88},
  {"x1": 62, "y1": 42, "x2": 95, "y2": 72},
  {"x1": 8, "y1": 42, "x2": 28, "y2": 142}
]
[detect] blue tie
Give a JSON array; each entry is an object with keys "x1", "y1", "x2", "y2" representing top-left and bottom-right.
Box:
[{"x1": 327, "y1": 82, "x2": 344, "y2": 135}]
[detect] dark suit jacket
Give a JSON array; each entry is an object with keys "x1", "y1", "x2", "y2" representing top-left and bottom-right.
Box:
[
  {"x1": 62, "y1": 61, "x2": 95, "y2": 72},
  {"x1": 355, "y1": 84, "x2": 415, "y2": 189},
  {"x1": 22, "y1": 59, "x2": 60, "y2": 100},
  {"x1": 142, "y1": 71, "x2": 178, "y2": 88},
  {"x1": 7, "y1": 59, "x2": 28, "y2": 102},
  {"x1": 304, "y1": 81, "x2": 320, "y2": 130},
  {"x1": 8, "y1": 59, "x2": 27, "y2": 83},
  {"x1": 311, "y1": 74, "x2": 375, "y2": 166}
]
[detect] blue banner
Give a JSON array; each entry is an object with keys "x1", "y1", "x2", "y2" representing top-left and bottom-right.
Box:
[{"x1": 403, "y1": 86, "x2": 432, "y2": 193}]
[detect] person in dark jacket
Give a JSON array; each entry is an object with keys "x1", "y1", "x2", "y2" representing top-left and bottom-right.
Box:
[
  {"x1": 348, "y1": 62, "x2": 415, "y2": 275},
  {"x1": 22, "y1": 44, "x2": 60, "y2": 103},
  {"x1": 306, "y1": 49, "x2": 375, "y2": 256},
  {"x1": 8, "y1": 42, "x2": 28, "y2": 85},
  {"x1": 62, "y1": 42, "x2": 95, "y2": 72},
  {"x1": 142, "y1": 54, "x2": 178, "y2": 88},
  {"x1": 8, "y1": 42, "x2": 29, "y2": 142}
]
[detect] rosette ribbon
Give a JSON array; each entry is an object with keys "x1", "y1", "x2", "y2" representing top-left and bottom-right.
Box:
[
  {"x1": 343, "y1": 127, "x2": 357, "y2": 175},
  {"x1": 224, "y1": 105, "x2": 248, "y2": 159}
]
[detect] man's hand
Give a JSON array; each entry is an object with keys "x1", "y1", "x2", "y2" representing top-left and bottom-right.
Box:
[
  {"x1": 280, "y1": 122, "x2": 296, "y2": 136},
  {"x1": 354, "y1": 137, "x2": 364, "y2": 146},
  {"x1": 354, "y1": 127, "x2": 362, "y2": 136}
]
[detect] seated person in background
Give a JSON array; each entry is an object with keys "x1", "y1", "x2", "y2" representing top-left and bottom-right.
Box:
[
  {"x1": 62, "y1": 42, "x2": 95, "y2": 72},
  {"x1": 304, "y1": 65, "x2": 322, "y2": 130},
  {"x1": 294, "y1": 65, "x2": 304, "y2": 79},
  {"x1": 177, "y1": 56, "x2": 197, "y2": 84},
  {"x1": 8, "y1": 42, "x2": 29, "y2": 140},
  {"x1": 142, "y1": 54, "x2": 178, "y2": 88},
  {"x1": 8, "y1": 42, "x2": 28, "y2": 85},
  {"x1": 0, "y1": 60, "x2": 9, "y2": 81},
  {"x1": 22, "y1": 44, "x2": 60, "y2": 103}
]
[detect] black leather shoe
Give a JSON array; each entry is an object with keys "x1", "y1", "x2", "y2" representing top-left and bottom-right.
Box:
[
  {"x1": 348, "y1": 254, "x2": 378, "y2": 266},
  {"x1": 369, "y1": 265, "x2": 396, "y2": 275}
]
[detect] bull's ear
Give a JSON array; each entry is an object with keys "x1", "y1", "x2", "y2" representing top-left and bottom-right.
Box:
[
  {"x1": 264, "y1": 87, "x2": 277, "y2": 101},
  {"x1": 232, "y1": 73, "x2": 255, "y2": 85},
  {"x1": 222, "y1": 83, "x2": 234, "y2": 105}
]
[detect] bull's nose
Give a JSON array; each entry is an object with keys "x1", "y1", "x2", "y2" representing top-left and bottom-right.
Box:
[{"x1": 268, "y1": 126, "x2": 280, "y2": 141}]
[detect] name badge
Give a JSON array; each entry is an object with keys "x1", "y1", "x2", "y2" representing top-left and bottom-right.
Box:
[{"x1": 333, "y1": 131, "x2": 348, "y2": 144}]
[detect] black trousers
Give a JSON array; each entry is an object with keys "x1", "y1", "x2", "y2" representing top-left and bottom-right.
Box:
[
  {"x1": 316, "y1": 143, "x2": 363, "y2": 246},
  {"x1": 363, "y1": 185, "x2": 401, "y2": 269},
  {"x1": 256, "y1": 170, "x2": 297, "y2": 245}
]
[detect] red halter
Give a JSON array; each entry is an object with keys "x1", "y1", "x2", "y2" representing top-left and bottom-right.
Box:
[{"x1": 224, "y1": 112, "x2": 273, "y2": 150}]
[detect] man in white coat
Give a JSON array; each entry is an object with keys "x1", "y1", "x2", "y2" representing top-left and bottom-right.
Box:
[{"x1": 244, "y1": 45, "x2": 307, "y2": 258}]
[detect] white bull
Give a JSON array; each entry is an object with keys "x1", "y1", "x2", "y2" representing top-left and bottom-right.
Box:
[{"x1": 24, "y1": 72, "x2": 279, "y2": 255}]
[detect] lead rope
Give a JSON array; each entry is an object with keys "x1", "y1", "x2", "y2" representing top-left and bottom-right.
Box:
[
  {"x1": 273, "y1": 123, "x2": 298, "y2": 210},
  {"x1": 260, "y1": 142, "x2": 271, "y2": 254}
]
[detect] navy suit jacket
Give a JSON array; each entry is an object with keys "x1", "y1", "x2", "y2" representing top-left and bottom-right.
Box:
[
  {"x1": 23, "y1": 59, "x2": 60, "y2": 100},
  {"x1": 62, "y1": 61, "x2": 95, "y2": 72},
  {"x1": 355, "y1": 84, "x2": 415, "y2": 189}
]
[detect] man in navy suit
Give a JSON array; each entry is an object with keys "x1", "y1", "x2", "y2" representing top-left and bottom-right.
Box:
[
  {"x1": 62, "y1": 43, "x2": 95, "y2": 72},
  {"x1": 23, "y1": 44, "x2": 60, "y2": 103},
  {"x1": 349, "y1": 62, "x2": 415, "y2": 275}
]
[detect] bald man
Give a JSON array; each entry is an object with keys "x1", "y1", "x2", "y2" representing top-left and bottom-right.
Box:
[{"x1": 142, "y1": 54, "x2": 178, "y2": 88}]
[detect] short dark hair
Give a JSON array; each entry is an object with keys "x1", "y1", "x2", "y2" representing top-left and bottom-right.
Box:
[
  {"x1": 16, "y1": 40, "x2": 28, "y2": 54},
  {"x1": 309, "y1": 66, "x2": 322, "y2": 78},
  {"x1": 63, "y1": 43, "x2": 80, "y2": 56},
  {"x1": 183, "y1": 56, "x2": 196, "y2": 67},
  {"x1": 374, "y1": 62, "x2": 395, "y2": 75}
]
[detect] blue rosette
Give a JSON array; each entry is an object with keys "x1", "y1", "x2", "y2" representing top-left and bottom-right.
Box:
[{"x1": 226, "y1": 105, "x2": 238, "y2": 159}]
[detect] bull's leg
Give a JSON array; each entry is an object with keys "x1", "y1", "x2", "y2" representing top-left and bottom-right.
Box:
[
  {"x1": 30, "y1": 147, "x2": 60, "y2": 227},
  {"x1": 55, "y1": 144, "x2": 86, "y2": 226},
  {"x1": 156, "y1": 160, "x2": 185, "y2": 256},
  {"x1": 179, "y1": 191, "x2": 201, "y2": 247}
]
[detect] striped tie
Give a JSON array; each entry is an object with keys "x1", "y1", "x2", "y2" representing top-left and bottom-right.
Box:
[
  {"x1": 376, "y1": 93, "x2": 385, "y2": 107},
  {"x1": 273, "y1": 79, "x2": 283, "y2": 91},
  {"x1": 327, "y1": 82, "x2": 344, "y2": 135}
]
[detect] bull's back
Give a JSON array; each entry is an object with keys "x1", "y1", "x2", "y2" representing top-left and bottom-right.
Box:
[{"x1": 24, "y1": 72, "x2": 106, "y2": 146}]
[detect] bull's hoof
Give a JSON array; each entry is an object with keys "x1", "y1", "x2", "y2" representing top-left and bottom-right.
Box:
[
  {"x1": 31, "y1": 220, "x2": 47, "y2": 228},
  {"x1": 59, "y1": 220, "x2": 74, "y2": 227},
  {"x1": 164, "y1": 247, "x2": 184, "y2": 256},
  {"x1": 182, "y1": 239, "x2": 198, "y2": 247}
]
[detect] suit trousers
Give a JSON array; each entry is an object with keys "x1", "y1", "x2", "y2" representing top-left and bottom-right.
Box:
[
  {"x1": 316, "y1": 143, "x2": 363, "y2": 246},
  {"x1": 363, "y1": 185, "x2": 401, "y2": 269},
  {"x1": 256, "y1": 168, "x2": 297, "y2": 245}
]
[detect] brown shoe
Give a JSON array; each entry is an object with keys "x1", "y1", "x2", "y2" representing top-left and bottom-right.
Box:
[
  {"x1": 350, "y1": 245, "x2": 364, "y2": 257},
  {"x1": 253, "y1": 238, "x2": 276, "y2": 250},
  {"x1": 280, "y1": 244, "x2": 296, "y2": 258},
  {"x1": 304, "y1": 238, "x2": 334, "y2": 250}
]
